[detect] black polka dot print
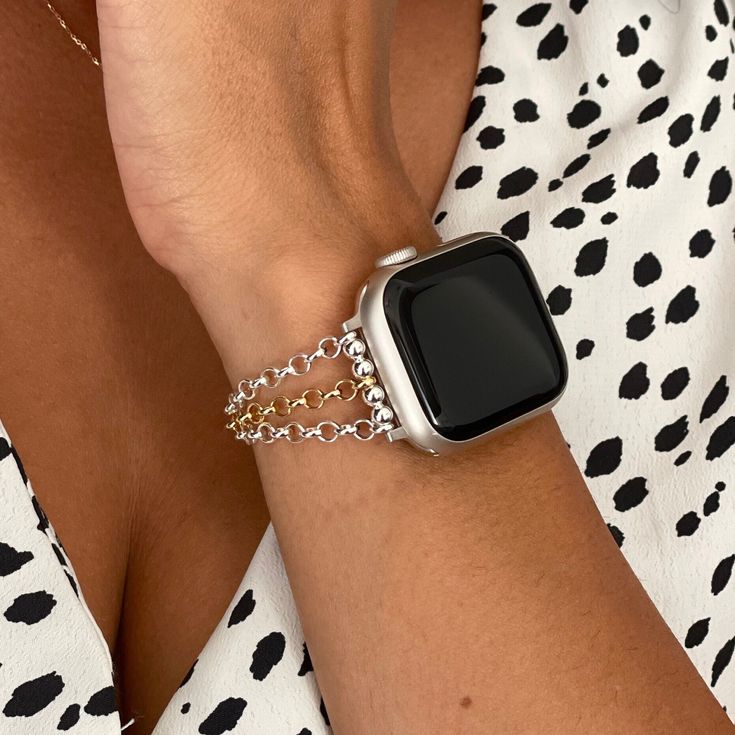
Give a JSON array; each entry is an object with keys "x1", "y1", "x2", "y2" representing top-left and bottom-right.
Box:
[
  {"x1": 665, "y1": 286, "x2": 700, "y2": 324},
  {"x1": 617, "y1": 25, "x2": 640, "y2": 56},
  {"x1": 567, "y1": 99, "x2": 602, "y2": 128},
  {"x1": 654, "y1": 416, "x2": 690, "y2": 452},
  {"x1": 227, "y1": 588, "x2": 255, "y2": 627},
  {"x1": 463, "y1": 95, "x2": 486, "y2": 131},
  {"x1": 455, "y1": 165, "x2": 483, "y2": 189},
  {"x1": 57, "y1": 703, "x2": 81, "y2": 731},
  {"x1": 517, "y1": 4, "x2": 551, "y2": 28},
  {"x1": 684, "y1": 150, "x2": 701, "y2": 178},
  {"x1": 638, "y1": 58, "x2": 665, "y2": 88},
  {"x1": 614, "y1": 477, "x2": 649, "y2": 512},
  {"x1": 689, "y1": 229, "x2": 716, "y2": 258},
  {"x1": 250, "y1": 632, "x2": 286, "y2": 681},
  {"x1": 497, "y1": 166, "x2": 539, "y2": 198},
  {"x1": 576, "y1": 338, "x2": 595, "y2": 360},
  {"x1": 537, "y1": 24, "x2": 569, "y2": 60},
  {"x1": 708, "y1": 166, "x2": 733, "y2": 206},
  {"x1": 3, "y1": 591, "x2": 57, "y2": 625},
  {"x1": 198, "y1": 697, "x2": 247, "y2": 735},
  {"x1": 701, "y1": 95, "x2": 721, "y2": 131},
  {"x1": 582, "y1": 174, "x2": 616, "y2": 203},
  {"x1": 700, "y1": 376, "x2": 729, "y2": 423},
  {"x1": 546, "y1": 285, "x2": 573, "y2": 315},
  {"x1": 633, "y1": 252, "x2": 662, "y2": 287},
  {"x1": 661, "y1": 367, "x2": 690, "y2": 401},
  {"x1": 514, "y1": 99, "x2": 540, "y2": 122},
  {"x1": 477, "y1": 125, "x2": 505, "y2": 149},
  {"x1": 627, "y1": 152, "x2": 660, "y2": 189},
  {"x1": 619, "y1": 362, "x2": 650, "y2": 400},
  {"x1": 476, "y1": 65, "x2": 505, "y2": 86},
  {"x1": 575, "y1": 238, "x2": 608, "y2": 276},
  {"x1": 685, "y1": 618, "x2": 711, "y2": 649},
  {"x1": 706, "y1": 417, "x2": 735, "y2": 461},
  {"x1": 563, "y1": 153, "x2": 591, "y2": 178},
  {"x1": 600, "y1": 211, "x2": 618, "y2": 225},
  {"x1": 84, "y1": 686, "x2": 117, "y2": 717},
  {"x1": 501, "y1": 210, "x2": 530, "y2": 241},
  {"x1": 626, "y1": 307, "x2": 656, "y2": 341},
  {"x1": 669, "y1": 113, "x2": 695, "y2": 147},
  {"x1": 637, "y1": 96, "x2": 669, "y2": 123},
  {"x1": 2, "y1": 673, "x2": 64, "y2": 718},
  {"x1": 584, "y1": 437, "x2": 623, "y2": 478},
  {"x1": 587, "y1": 128, "x2": 611, "y2": 149},
  {"x1": 551, "y1": 207, "x2": 585, "y2": 229}
]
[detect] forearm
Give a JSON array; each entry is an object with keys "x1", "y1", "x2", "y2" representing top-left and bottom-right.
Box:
[{"x1": 179, "y1": 190, "x2": 732, "y2": 734}]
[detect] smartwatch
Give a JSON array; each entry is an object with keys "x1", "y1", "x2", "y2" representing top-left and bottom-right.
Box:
[{"x1": 227, "y1": 232, "x2": 568, "y2": 455}]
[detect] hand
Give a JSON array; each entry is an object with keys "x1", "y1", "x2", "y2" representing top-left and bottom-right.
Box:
[{"x1": 96, "y1": 0, "x2": 431, "y2": 283}]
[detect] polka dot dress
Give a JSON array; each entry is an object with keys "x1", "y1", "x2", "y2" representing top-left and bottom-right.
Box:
[{"x1": 1, "y1": 1, "x2": 733, "y2": 732}]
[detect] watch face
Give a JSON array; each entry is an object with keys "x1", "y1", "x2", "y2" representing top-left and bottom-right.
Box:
[{"x1": 383, "y1": 235, "x2": 567, "y2": 442}]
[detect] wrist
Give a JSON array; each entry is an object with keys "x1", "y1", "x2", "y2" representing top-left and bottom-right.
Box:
[
  {"x1": 144, "y1": 146, "x2": 420, "y2": 276},
  {"x1": 173, "y1": 183, "x2": 438, "y2": 385}
]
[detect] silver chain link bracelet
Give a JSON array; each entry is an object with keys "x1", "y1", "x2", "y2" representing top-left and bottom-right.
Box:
[{"x1": 225, "y1": 331, "x2": 396, "y2": 444}]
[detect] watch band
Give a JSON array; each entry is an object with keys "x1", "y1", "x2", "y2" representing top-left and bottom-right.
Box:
[{"x1": 225, "y1": 331, "x2": 396, "y2": 444}]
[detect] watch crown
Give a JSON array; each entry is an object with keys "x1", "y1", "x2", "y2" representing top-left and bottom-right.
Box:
[{"x1": 374, "y1": 246, "x2": 418, "y2": 269}]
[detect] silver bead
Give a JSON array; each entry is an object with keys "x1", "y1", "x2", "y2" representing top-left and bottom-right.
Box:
[
  {"x1": 372, "y1": 405, "x2": 394, "y2": 424},
  {"x1": 345, "y1": 338, "x2": 366, "y2": 358},
  {"x1": 353, "y1": 358, "x2": 374, "y2": 378},
  {"x1": 363, "y1": 384, "x2": 385, "y2": 405}
]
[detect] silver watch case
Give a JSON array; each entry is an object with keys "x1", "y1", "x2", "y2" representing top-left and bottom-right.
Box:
[{"x1": 342, "y1": 232, "x2": 568, "y2": 455}]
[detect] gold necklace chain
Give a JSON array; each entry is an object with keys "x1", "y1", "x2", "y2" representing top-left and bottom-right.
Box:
[{"x1": 45, "y1": 2, "x2": 101, "y2": 68}]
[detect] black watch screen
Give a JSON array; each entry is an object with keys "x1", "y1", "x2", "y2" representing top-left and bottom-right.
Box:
[{"x1": 383, "y1": 235, "x2": 567, "y2": 442}]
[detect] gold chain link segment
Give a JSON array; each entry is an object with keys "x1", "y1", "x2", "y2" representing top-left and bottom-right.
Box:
[{"x1": 227, "y1": 376, "x2": 376, "y2": 434}]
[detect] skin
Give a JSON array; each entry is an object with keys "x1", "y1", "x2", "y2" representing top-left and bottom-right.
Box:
[
  {"x1": 0, "y1": 0, "x2": 477, "y2": 732},
  {"x1": 94, "y1": 1, "x2": 735, "y2": 734}
]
